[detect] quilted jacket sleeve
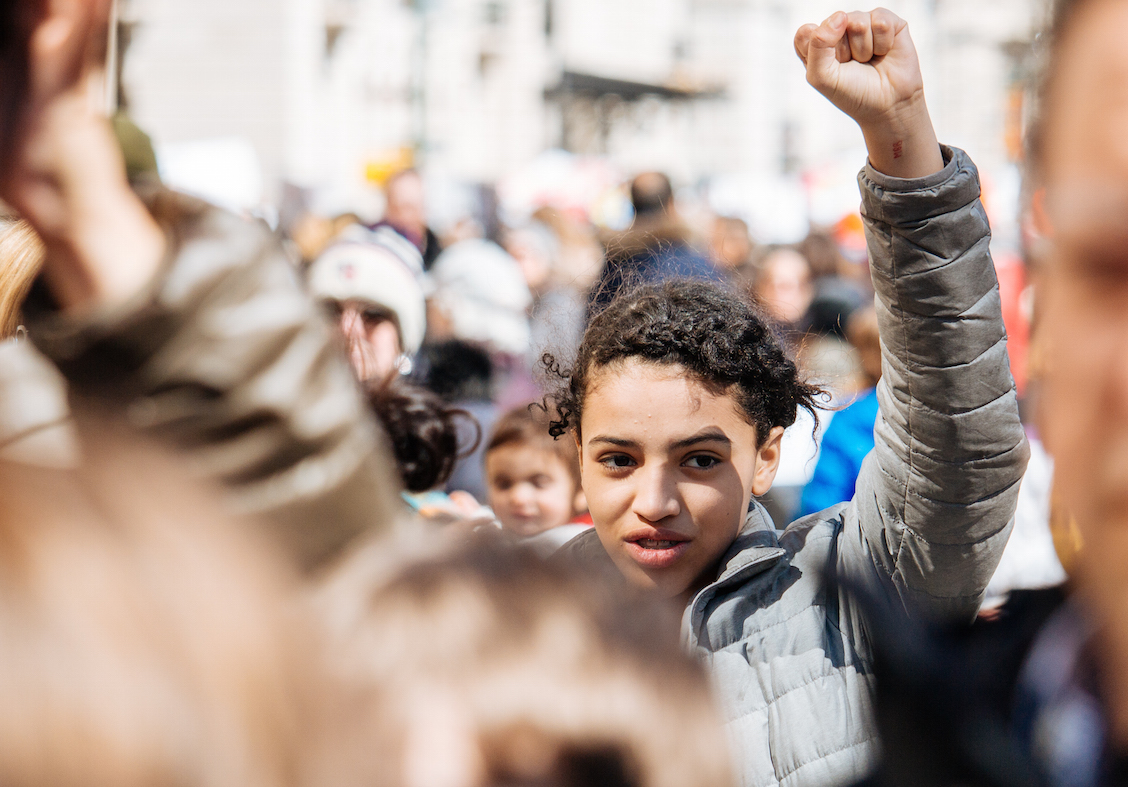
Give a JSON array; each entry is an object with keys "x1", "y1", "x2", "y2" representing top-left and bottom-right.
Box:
[
  {"x1": 839, "y1": 146, "x2": 1029, "y2": 621},
  {"x1": 24, "y1": 189, "x2": 407, "y2": 572}
]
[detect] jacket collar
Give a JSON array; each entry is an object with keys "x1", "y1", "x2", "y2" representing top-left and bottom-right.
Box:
[
  {"x1": 712, "y1": 501, "x2": 788, "y2": 585},
  {"x1": 682, "y1": 502, "x2": 789, "y2": 644}
]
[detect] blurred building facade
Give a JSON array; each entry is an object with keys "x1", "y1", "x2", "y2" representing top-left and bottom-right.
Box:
[{"x1": 120, "y1": 0, "x2": 1047, "y2": 239}]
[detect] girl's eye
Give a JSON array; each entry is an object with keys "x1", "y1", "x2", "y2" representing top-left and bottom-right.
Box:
[
  {"x1": 599, "y1": 454, "x2": 636, "y2": 471},
  {"x1": 684, "y1": 454, "x2": 720, "y2": 470}
]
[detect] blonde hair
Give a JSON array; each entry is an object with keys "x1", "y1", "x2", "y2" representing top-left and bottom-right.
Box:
[
  {"x1": 324, "y1": 534, "x2": 736, "y2": 787},
  {"x1": 0, "y1": 220, "x2": 44, "y2": 338},
  {"x1": 0, "y1": 433, "x2": 348, "y2": 787}
]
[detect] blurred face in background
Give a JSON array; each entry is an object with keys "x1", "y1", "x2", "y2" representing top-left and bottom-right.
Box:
[
  {"x1": 710, "y1": 217, "x2": 753, "y2": 271},
  {"x1": 486, "y1": 443, "x2": 582, "y2": 536},
  {"x1": 1037, "y1": 0, "x2": 1128, "y2": 589},
  {"x1": 755, "y1": 249, "x2": 814, "y2": 325},
  {"x1": 328, "y1": 300, "x2": 402, "y2": 382},
  {"x1": 504, "y1": 227, "x2": 554, "y2": 294},
  {"x1": 384, "y1": 171, "x2": 427, "y2": 243},
  {"x1": 846, "y1": 306, "x2": 881, "y2": 390}
]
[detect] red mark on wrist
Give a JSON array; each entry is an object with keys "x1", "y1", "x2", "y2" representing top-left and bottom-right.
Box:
[{"x1": 893, "y1": 140, "x2": 904, "y2": 159}]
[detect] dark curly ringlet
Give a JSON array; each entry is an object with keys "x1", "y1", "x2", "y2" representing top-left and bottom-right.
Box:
[
  {"x1": 544, "y1": 279, "x2": 823, "y2": 446},
  {"x1": 366, "y1": 376, "x2": 480, "y2": 492}
]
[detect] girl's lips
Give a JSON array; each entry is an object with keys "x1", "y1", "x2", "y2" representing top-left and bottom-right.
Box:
[{"x1": 623, "y1": 537, "x2": 691, "y2": 570}]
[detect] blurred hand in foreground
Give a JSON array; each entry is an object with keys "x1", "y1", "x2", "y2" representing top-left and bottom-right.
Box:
[{"x1": 2, "y1": 0, "x2": 164, "y2": 312}]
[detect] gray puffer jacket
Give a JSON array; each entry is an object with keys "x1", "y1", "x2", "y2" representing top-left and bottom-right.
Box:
[{"x1": 560, "y1": 146, "x2": 1029, "y2": 787}]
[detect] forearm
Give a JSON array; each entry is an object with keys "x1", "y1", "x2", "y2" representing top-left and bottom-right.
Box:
[
  {"x1": 39, "y1": 184, "x2": 165, "y2": 312},
  {"x1": 859, "y1": 93, "x2": 944, "y2": 180},
  {"x1": 862, "y1": 148, "x2": 1016, "y2": 425}
]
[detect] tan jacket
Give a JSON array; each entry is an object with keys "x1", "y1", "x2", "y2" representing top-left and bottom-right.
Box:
[{"x1": 24, "y1": 189, "x2": 406, "y2": 571}]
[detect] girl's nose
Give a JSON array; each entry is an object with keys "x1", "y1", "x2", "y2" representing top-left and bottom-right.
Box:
[{"x1": 630, "y1": 466, "x2": 681, "y2": 523}]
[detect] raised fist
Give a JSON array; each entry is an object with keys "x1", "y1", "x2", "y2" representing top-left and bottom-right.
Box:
[{"x1": 795, "y1": 8, "x2": 942, "y2": 178}]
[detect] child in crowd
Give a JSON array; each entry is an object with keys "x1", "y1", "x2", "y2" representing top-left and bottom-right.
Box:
[
  {"x1": 549, "y1": 9, "x2": 1027, "y2": 786},
  {"x1": 307, "y1": 224, "x2": 428, "y2": 383},
  {"x1": 485, "y1": 405, "x2": 590, "y2": 553}
]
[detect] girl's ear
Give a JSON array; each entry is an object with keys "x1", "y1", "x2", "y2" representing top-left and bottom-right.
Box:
[{"x1": 751, "y1": 425, "x2": 786, "y2": 497}]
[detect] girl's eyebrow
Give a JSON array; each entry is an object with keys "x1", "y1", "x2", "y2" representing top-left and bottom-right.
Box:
[
  {"x1": 588, "y1": 436, "x2": 637, "y2": 448},
  {"x1": 671, "y1": 430, "x2": 731, "y2": 450},
  {"x1": 586, "y1": 431, "x2": 731, "y2": 450}
]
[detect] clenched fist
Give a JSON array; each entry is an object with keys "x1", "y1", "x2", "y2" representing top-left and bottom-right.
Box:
[{"x1": 795, "y1": 9, "x2": 943, "y2": 179}]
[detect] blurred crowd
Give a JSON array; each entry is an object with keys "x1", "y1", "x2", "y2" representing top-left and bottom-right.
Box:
[
  {"x1": 4, "y1": 1, "x2": 1128, "y2": 787},
  {"x1": 291, "y1": 166, "x2": 879, "y2": 507},
  {"x1": 283, "y1": 151, "x2": 1054, "y2": 598}
]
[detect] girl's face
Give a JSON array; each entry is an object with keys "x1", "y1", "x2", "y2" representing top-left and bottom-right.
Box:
[
  {"x1": 334, "y1": 301, "x2": 402, "y2": 382},
  {"x1": 577, "y1": 358, "x2": 783, "y2": 601},
  {"x1": 486, "y1": 444, "x2": 583, "y2": 537}
]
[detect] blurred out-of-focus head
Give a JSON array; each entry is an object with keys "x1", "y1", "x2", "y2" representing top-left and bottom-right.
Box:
[
  {"x1": 384, "y1": 169, "x2": 427, "y2": 242},
  {"x1": 530, "y1": 207, "x2": 605, "y2": 292},
  {"x1": 307, "y1": 226, "x2": 427, "y2": 382},
  {"x1": 797, "y1": 230, "x2": 849, "y2": 280},
  {"x1": 503, "y1": 222, "x2": 560, "y2": 294},
  {"x1": 710, "y1": 216, "x2": 754, "y2": 272},
  {"x1": 629, "y1": 173, "x2": 674, "y2": 220},
  {"x1": 846, "y1": 305, "x2": 881, "y2": 390},
  {"x1": 321, "y1": 533, "x2": 735, "y2": 787},
  {"x1": 754, "y1": 248, "x2": 814, "y2": 326},
  {"x1": 1029, "y1": 0, "x2": 1128, "y2": 585},
  {"x1": 365, "y1": 375, "x2": 471, "y2": 493},
  {"x1": 0, "y1": 220, "x2": 43, "y2": 338},
  {"x1": 0, "y1": 433, "x2": 348, "y2": 787},
  {"x1": 485, "y1": 405, "x2": 584, "y2": 537},
  {"x1": 428, "y1": 240, "x2": 531, "y2": 356}
]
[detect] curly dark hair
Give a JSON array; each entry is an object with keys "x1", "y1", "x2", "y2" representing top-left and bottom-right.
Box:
[
  {"x1": 366, "y1": 376, "x2": 480, "y2": 492},
  {"x1": 545, "y1": 279, "x2": 823, "y2": 446}
]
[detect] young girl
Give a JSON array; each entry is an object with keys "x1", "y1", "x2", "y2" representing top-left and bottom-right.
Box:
[
  {"x1": 485, "y1": 404, "x2": 590, "y2": 553},
  {"x1": 549, "y1": 10, "x2": 1028, "y2": 787}
]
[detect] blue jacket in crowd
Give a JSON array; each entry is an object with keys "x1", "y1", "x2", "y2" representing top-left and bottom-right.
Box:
[{"x1": 800, "y1": 387, "x2": 880, "y2": 518}]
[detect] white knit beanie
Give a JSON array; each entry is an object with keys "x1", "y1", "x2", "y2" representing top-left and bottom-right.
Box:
[
  {"x1": 429, "y1": 239, "x2": 532, "y2": 355},
  {"x1": 307, "y1": 226, "x2": 428, "y2": 355}
]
